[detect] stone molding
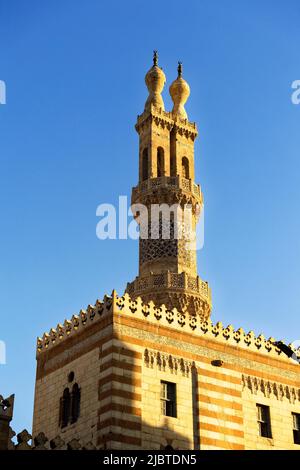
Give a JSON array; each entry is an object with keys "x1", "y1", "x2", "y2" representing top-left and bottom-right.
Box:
[
  {"x1": 242, "y1": 374, "x2": 300, "y2": 403},
  {"x1": 144, "y1": 348, "x2": 193, "y2": 376},
  {"x1": 135, "y1": 105, "x2": 198, "y2": 141}
]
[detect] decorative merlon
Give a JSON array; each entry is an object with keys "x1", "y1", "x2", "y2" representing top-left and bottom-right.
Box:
[
  {"x1": 36, "y1": 291, "x2": 300, "y2": 363},
  {"x1": 0, "y1": 394, "x2": 14, "y2": 420},
  {"x1": 5, "y1": 429, "x2": 96, "y2": 450}
]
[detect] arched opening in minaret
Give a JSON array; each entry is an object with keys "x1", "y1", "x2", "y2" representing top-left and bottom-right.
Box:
[
  {"x1": 182, "y1": 156, "x2": 190, "y2": 179},
  {"x1": 142, "y1": 148, "x2": 148, "y2": 180},
  {"x1": 157, "y1": 147, "x2": 164, "y2": 177}
]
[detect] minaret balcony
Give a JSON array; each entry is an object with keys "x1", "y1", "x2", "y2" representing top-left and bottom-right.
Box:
[
  {"x1": 126, "y1": 271, "x2": 211, "y2": 307},
  {"x1": 132, "y1": 176, "x2": 203, "y2": 205}
]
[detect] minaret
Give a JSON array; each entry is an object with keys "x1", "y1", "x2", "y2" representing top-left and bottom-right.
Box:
[{"x1": 126, "y1": 53, "x2": 211, "y2": 319}]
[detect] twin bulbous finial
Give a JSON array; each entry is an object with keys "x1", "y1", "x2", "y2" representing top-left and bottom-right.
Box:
[
  {"x1": 169, "y1": 61, "x2": 190, "y2": 119},
  {"x1": 144, "y1": 52, "x2": 190, "y2": 119},
  {"x1": 144, "y1": 51, "x2": 166, "y2": 112}
]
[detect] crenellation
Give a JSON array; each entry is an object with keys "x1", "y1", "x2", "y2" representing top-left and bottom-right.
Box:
[{"x1": 35, "y1": 291, "x2": 300, "y2": 364}]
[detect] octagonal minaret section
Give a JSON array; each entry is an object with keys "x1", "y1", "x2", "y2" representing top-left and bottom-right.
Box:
[{"x1": 126, "y1": 53, "x2": 211, "y2": 320}]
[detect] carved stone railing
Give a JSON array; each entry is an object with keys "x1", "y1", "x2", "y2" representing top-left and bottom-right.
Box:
[
  {"x1": 132, "y1": 175, "x2": 202, "y2": 202},
  {"x1": 126, "y1": 271, "x2": 211, "y2": 303}
]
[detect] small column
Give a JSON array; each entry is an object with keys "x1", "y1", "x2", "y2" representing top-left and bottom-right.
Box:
[{"x1": 0, "y1": 395, "x2": 14, "y2": 450}]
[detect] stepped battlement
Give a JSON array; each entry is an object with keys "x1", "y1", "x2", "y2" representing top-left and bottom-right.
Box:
[{"x1": 36, "y1": 291, "x2": 300, "y2": 364}]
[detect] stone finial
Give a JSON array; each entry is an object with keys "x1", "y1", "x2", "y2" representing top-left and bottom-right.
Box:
[
  {"x1": 15, "y1": 429, "x2": 32, "y2": 450},
  {"x1": 0, "y1": 394, "x2": 14, "y2": 419},
  {"x1": 0, "y1": 395, "x2": 15, "y2": 451},
  {"x1": 169, "y1": 61, "x2": 190, "y2": 119},
  {"x1": 144, "y1": 51, "x2": 166, "y2": 112},
  {"x1": 177, "y1": 61, "x2": 182, "y2": 77}
]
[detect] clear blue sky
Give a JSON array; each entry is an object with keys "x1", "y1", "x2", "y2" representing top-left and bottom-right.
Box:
[{"x1": 1, "y1": 0, "x2": 299, "y2": 435}]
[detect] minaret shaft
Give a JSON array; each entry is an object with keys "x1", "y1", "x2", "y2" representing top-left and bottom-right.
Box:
[{"x1": 126, "y1": 57, "x2": 211, "y2": 319}]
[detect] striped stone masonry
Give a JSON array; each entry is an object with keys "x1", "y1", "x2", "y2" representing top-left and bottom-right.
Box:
[{"x1": 33, "y1": 290, "x2": 300, "y2": 450}]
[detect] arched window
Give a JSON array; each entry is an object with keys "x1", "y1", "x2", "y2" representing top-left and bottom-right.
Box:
[
  {"x1": 142, "y1": 148, "x2": 148, "y2": 181},
  {"x1": 59, "y1": 388, "x2": 71, "y2": 428},
  {"x1": 157, "y1": 147, "x2": 164, "y2": 177},
  {"x1": 71, "y1": 383, "x2": 81, "y2": 424},
  {"x1": 59, "y1": 375, "x2": 81, "y2": 428},
  {"x1": 182, "y1": 157, "x2": 189, "y2": 179}
]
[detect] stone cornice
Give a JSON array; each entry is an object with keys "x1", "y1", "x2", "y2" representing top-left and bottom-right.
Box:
[{"x1": 135, "y1": 105, "x2": 198, "y2": 140}]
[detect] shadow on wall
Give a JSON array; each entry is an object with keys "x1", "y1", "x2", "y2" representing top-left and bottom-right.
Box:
[
  {"x1": 1, "y1": 337, "x2": 200, "y2": 450},
  {"x1": 96, "y1": 337, "x2": 199, "y2": 450}
]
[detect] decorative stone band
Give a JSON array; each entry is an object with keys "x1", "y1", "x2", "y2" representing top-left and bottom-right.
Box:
[
  {"x1": 242, "y1": 374, "x2": 300, "y2": 403},
  {"x1": 144, "y1": 348, "x2": 193, "y2": 377},
  {"x1": 36, "y1": 291, "x2": 300, "y2": 363},
  {"x1": 131, "y1": 175, "x2": 202, "y2": 203},
  {"x1": 135, "y1": 105, "x2": 198, "y2": 140},
  {"x1": 126, "y1": 272, "x2": 211, "y2": 304}
]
